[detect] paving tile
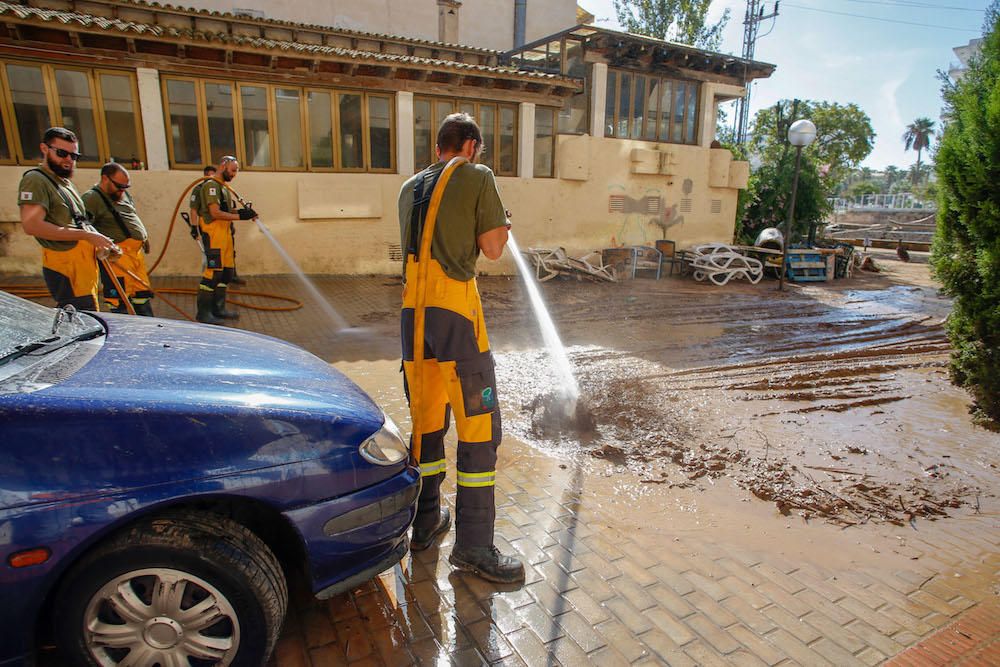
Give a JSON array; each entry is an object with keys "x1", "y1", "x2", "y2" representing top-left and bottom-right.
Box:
[
  {"x1": 307, "y1": 643, "x2": 349, "y2": 667},
  {"x1": 795, "y1": 589, "x2": 855, "y2": 626},
  {"x1": 272, "y1": 636, "x2": 311, "y2": 667},
  {"x1": 505, "y1": 628, "x2": 551, "y2": 666},
  {"x1": 639, "y1": 629, "x2": 696, "y2": 665},
  {"x1": 533, "y1": 559, "x2": 578, "y2": 594},
  {"x1": 301, "y1": 606, "x2": 338, "y2": 648},
  {"x1": 647, "y1": 583, "x2": 696, "y2": 618},
  {"x1": 371, "y1": 624, "x2": 415, "y2": 666},
  {"x1": 648, "y1": 564, "x2": 697, "y2": 595},
  {"x1": 548, "y1": 635, "x2": 591, "y2": 666},
  {"x1": 562, "y1": 587, "x2": 611, "y2": 626},
  {"x1": 791, "y1": 566, "x2": 848, "y2": 603},
  {"x1": 811, "y1": 638, "x2": 867, "y2": 667},
  {"x1": 761, "y1": 604, "x2": 821, "y2": 644},
  {"x1": 448, "y1": 647, "x2": 487, "y2": 665},
  {"x1": 394, "y1": 603, "x2": 435, "y2": 642},
  {"x1": 682, "y1": 570, "x2": 730, "y2": 602},
  {"x1": 355, "y1": 589, "x2": 397, "y2": 630},
  {"x1": 865, "y1": 582, "x2": 935, "y2": 618},
  {"x1": 801, "y1": 611, "x2": 866, "y2": 654},
  {"x1": 583, "y1": 535, "x2": 626, "y2": 562},
  {"x1": 645, "y1": 607, "x2": 697, "y2": 646},
  {"x1": 585, "y1": 646, "x2": 631, "y2": 667},
  {"x1": 464, "y1": 619, "x2": 515, "y2": 663},
  {"x1": 577, "y1": 551, "x2": 623, "y2": 581},
  {"x1": 683, "y1": 590, "x2": 739, "y2": 628},
  {"x1": 609, "y1": 575, "x2": 658, "y2": 611},
  {"x1": 756, "y1": 580, "x2": 813, "y2": 618},
  {"x1": 554, "y1": 610, "x2": 607, "y2": 653},
  {"x1": 571, "y1": 567, "x2": 617, "y2": 602},
  {"x1": 765, "y1": 629, "x2": 833, "y2": 666},
  {"x1": 857, "y1": 646, "x2": 887, "y2": 667},
  {"x1": 726, "y1": 624, "x2": 786, "y2": 666},
  {"x1": 686, "y1": 613, "x2": 741, "y2": 655},
  {"x1": 407, "y1": 637, "x2": 445, "y2": 665},
  {"x1": 424, "y1": 612, "x2": 475, "y2": 652},
  {"x1": 615, "y1": 556, "x2": 659, "y2": 587},
  {"x1": 910, "y1": 590, "x2": 963, "y2": 617},
  {"x1": 721, "y1": 596, "x2": 777, "y2": 635},
  {"x1": 837, "y1": 595, "x2": 905, "y2": 636},
  {"x1": 605, "y1": 596, "x2": 654, "y2": 635},
  {"x1": 718, "y1": 575, "x2": 770, "y2": 610},
  {"x1": 845, "y1": 619, "x2": 905, "y2": 657},
  {"x1": 545, "y1": 542, "x2": 588, "y2": 574},
  {"x1": 514, "y1": 602, "x2": 564, "y2": 643},
  {"x1": 596, "y1": 619, "x2": 650, "y2": 663},
  {"x1": 333, "y1": 616, "x2": 377, "y2": 662},
  {"x1": 754, "y1": 563, "x2": 806, "y2": 596},
  {"x1": 681, "y1": 639, "x2": 733, "y2": 667},
  {"x1": 526, "y1": 580, "x2": 573, "y2": 618},
  {"x1": 726, "y1": 650, "x2": 771, "y2": 667},
  {"x1": 482, "y1": 595, "x2": 527, "y2": 635}
]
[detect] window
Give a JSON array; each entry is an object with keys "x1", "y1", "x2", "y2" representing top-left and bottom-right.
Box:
[
  {"x1": 162, "y1": 76, "x2": 394, "y2": 172},
  {"x1": 533, "y1": 107, "x2": 555, "y2": 178},
  {"x1": 604, "y1": 67, "x2": 700, "y2": 145},
  {"x1": 0, "y1": 62, "x2": 144, "y2": 166},
  {"x1": 413, "y1": 96, "x2": 518, "y2": 176}
]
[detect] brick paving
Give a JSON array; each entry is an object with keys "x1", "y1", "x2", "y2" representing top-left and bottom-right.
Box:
[{"x1": 7, "y1": 273, "x2": 999, "y2": 665}]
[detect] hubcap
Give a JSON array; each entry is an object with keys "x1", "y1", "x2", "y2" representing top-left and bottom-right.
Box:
[{"x1": 83, "y1": 567, "x2": 240, "y2": 666}]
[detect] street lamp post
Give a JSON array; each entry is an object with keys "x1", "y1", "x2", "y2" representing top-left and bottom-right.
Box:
[{"x1": 779, "y1": 119, "x2": 817, "y2": 292}]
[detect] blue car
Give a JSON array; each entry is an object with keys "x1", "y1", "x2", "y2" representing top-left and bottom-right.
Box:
[{"x1": 0, "y1": 291, "x2": 419, "y2": 666}]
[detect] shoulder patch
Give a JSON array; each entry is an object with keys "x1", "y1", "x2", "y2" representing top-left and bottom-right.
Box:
[
  {"x1": 208, "y1": 187, "x2": 217, "y2": 196},
  {"x1": 20, "y1": 191, "x2": 32, "y2": 201}
]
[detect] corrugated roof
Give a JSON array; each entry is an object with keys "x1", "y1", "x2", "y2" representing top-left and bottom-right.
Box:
[{"x1": 0, "y1": 1, "x2": 579, "y2": 84}]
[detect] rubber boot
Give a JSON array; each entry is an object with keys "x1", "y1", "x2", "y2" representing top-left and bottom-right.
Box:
[
  {"x1": 230, "y1": 272, "x2": 247, "y2": 286},
  {"x1": 213, "y1": 286, "x2": 239, "y2": 320},
  {"x1": 132, "y1": 301, "x2": 155, "y2": 317},
  {"x1": 411, "y1": 508, "x2": 451, "y2": 552},
  {"x1": 196, "y1": 290, "x2": 223, "y2": 325}
]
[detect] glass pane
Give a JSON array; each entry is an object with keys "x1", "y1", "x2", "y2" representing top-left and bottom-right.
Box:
[
  {"x1": 658, "y1": 80, "x2": 672, "y2": 142},
  {"x1": 307, "y1": 91, "x2": 333, "y2": 168},
  {"x1": 338, "y1": 93, "x2": 363, "y2": 169},
  {"x1": 459, "y1": 102, "x2": 475, "y2": 115},
  {"x1": 434, "y1": 100, "x2": 454, "y2": 130},
  {"x1": 673, "y1": 82, "x2": 686, "y2": 143},
  {"x1": 6, "y1": 64, "x2": 49, "y2": 161},
  {"x1": 499, "y1": 106, "x2": 515, "y2": 175},
  {"x1": 533, "y1": 107, "x2": 554, "y2": 177},
  {"x1": 204, "y1": 82, "x2": 236, "y2": 164},
  {"x1": 368, "y1": 95, "x2": 392, "y2": 170},
  {"x1": 686, "y1": 83, "x2": 698, "y2": 144},
  {"x1": 99, "y1": 74, "x2": 140, "y2": 165},
  {"x1": 617, "y1": 73, "x2": 631, "y2": 139},
  {"x1": 631, "y1": 76, "x2": 645, "y2": 140},
  {"x1": 240, "y1": 85, "x2": 270, "y2": 168},
  {"x1": 413, "y1": 98, "x2": 432, "y2": 172},
  {"x1": 565, "y1": 40, "x2": 585, "y2": 77},
  {"x1": 478, "y1": 104, "x2": 495, "y2": 172},
  {"x1": 275, "y1": 88, "x2": 303, "y2": 168},
  {"x1": 604, "y1": 70, "x2": 616, "y2": 138},
  {"x1": 644, "y1": 78, "x2": 658, "y2": 141},
  {"x1": 0, "y1": 108, "x2": 9, "y2": 160},
  {"x1": 545, "y1": 40, "x2": 562, "y2": 71},
  {"x1": 165, "y1": 78, "x2": 201, "y2": 165},
  {"x1": 53, "y1": 69, "x2": 100, "y2": 162}
]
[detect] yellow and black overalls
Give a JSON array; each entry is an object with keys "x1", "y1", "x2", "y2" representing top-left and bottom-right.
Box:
[
  {"x1": 401, "y1": 163, "x2": 502, "y2": 549},
  {"x1": 17, "y1": 167, "x2": 99, "y2": 311},
  {"x1": 195, "y1": 178, "x2": 238, "y2": 320},
  {"x1": 84, "y1": 187, "x2": 154, "y2": 316}
]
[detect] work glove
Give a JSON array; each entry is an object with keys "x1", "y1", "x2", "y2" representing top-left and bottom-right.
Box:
[
  {"x1": 238, "y1": 207, "x2": 258, "y2": 221},
  {"x1": 189, "y1": 225, "x2": 200, "y2": 240},
  {"x1": 143, "y1": 239, "x2": 151, "y2": 254}
]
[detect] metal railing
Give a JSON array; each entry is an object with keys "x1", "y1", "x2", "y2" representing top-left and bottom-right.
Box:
[{"x1": 828, "y1": 193, "x2": 935, "y2": 212}]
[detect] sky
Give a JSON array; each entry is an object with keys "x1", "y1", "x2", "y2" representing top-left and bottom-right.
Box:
[{"x1": 578, "y1": 0, "x2": 989, "y2": 170}]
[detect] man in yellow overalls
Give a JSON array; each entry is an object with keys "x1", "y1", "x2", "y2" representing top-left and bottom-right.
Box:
[
  {"x1": 399, "y1": 113, "x2": 523, "y2": 583},
  {"x1": 194, "y1": 156, "x2": 256, "y2": 324},
  {"x1": 83, "y1": 163, "x2": 154, "y2": 316},
  {"x1": 18, "y1": 127, "x2": 118, "y2": 311}
]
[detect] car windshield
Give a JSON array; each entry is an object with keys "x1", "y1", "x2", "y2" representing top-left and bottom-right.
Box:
[{"x1": 0, "y1": 291, "x2": 104, "y2": 364}]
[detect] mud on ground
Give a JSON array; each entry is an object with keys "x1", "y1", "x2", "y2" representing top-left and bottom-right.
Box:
[{"x1": 487, "y1": 251, "x2": 997, "y2": 527}]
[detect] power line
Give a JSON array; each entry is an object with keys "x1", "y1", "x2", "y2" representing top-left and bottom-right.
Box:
[
  {"x1": 839, "y1": 0, "x2": 985, "y2": 11},
  {"x1": 782, "y1": 3, "x2": 981, "y2": 31}
]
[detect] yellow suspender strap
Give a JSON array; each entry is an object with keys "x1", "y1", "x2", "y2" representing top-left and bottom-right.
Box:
[{"x1": 409, "y1": 156, "x2": 468, "y2": 465}]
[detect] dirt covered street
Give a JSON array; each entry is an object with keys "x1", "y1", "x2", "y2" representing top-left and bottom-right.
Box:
[{"x1": 485, "y1": 249, "x2": 994, "y2": 529}]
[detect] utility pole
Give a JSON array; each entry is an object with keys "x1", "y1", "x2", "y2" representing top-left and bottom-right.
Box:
[{"x1": 734, "y1": 1, "x2": 779, "y2": 146}]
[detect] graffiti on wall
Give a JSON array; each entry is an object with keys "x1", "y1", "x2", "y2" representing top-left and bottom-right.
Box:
[{"x1": 607, "y1": 178, "x2": 694, "y2": 246}]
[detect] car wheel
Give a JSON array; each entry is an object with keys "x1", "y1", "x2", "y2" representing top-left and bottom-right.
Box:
[{"x1": 54, "y1": 510, "x2": 287, "y2": 666}]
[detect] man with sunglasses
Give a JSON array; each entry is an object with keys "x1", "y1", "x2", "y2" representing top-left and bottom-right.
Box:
[
  {"x1": 18, "y1": 127, "x2": 118, "y2": 311},
  {"x1": 398, "y1": 113, "x2": 522, "y2": 584},
  {"x1": 193, "y1": 155, "x2": 257, "y2": 324},
  {"x1": 82, "y1": 163, "x2": 154, "y2": 316}
]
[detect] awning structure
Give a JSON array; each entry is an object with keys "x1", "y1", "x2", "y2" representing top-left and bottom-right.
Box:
[{"x1": 0, "y1": 0, "x2": 582, "y2": 103}]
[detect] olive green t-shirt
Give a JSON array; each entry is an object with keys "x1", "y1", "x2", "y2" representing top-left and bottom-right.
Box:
[
  {"x1": 16, "y1": 164, "x2": 87, "y2": 251},
  {"x1": 82, "y1": 188, "x2": 148, "y2": 243},
  {"x1": 398, "y1": 161, "x2": 507, "y2": 282},
  {"x1": 197, "y1": 178, "x2": 233, "y2": 224}
]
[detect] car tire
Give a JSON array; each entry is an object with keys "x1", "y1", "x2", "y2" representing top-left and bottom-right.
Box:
[{"x1": 53, "y1": 510, "x2": 287, "y2": 667}]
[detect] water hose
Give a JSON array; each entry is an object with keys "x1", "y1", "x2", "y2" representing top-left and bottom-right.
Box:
[
  {"x1": 2, "y1": 177, "x2": 303, "y2": 316},
  {"x1": 408, "y1": 156, "x2": 467, "y2": 465}
]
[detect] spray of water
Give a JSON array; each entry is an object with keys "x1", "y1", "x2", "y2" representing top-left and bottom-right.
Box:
[
  {"x1": 506, "y1": 233, "x2": 580, "y2": 402},
  {"x1": 253, "y1": 219, "x2": 351, "y2": 332}
]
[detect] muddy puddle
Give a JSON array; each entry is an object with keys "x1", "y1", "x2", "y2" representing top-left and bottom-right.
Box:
[{"x1": 491, "y1": 272, "x2": 996, "y2": 528}]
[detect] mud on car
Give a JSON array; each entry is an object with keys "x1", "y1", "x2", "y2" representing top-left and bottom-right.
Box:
[{"x1": 0, "y1": 291, "x2": 419, "y2": 666}]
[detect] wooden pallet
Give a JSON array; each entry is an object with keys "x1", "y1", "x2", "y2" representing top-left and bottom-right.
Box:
[{"x1": 786, "y1": 250, "x2": 827, "y2": 282}]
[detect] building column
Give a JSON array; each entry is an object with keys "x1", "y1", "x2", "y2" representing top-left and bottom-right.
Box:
[
  {"x1": 396, "y1": 91, "x2": 414, "y2": 177},
  {"x1": 518, "y1": 102, "x2": 535, "y2": 178},
  {"x1": 135, "y1": 68, "x2": 169, "y2": 171},
  {"x1": 590, "y1": 62, "x2": 607, "y2": 138}
]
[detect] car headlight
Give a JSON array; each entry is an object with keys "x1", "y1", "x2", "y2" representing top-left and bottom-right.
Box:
[{"x1": 358, "y1": 414, "x2": 409, "y2": 465}]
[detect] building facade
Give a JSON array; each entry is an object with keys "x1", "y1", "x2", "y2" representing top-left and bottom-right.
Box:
[{"x1": 0, "y1": 0, "x2": 772, "y2": 277}]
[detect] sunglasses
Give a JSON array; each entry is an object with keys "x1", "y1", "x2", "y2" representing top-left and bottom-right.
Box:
[
  {"x1": 46, "y1": 145, "x2": 81, "y2": 161},
  {"x1": 109, "y1": 179, "x2": 130, "y2": 190}
]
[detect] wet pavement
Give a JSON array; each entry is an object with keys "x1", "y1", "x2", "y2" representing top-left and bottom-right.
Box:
[{"x1": 8, "y1": 250, "x2": 999, "y2": 665}]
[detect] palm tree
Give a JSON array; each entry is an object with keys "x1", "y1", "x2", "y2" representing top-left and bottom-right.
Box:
[
  {"x1": 903, "y1": 118, "x2": 935, "y2": 184},
  {"x1": 883, "y1": 165, "x2": 901, "y2": 192}
]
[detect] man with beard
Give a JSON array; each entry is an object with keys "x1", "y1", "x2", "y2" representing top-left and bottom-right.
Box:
[
  {"x1": 83, "y1": 163, "x2": 154, "y2": 315},
  {"x1": 18, "y1": 127, "x2": 118, "y2": 311},
  {"x1": 194, "y1": 155, "x2": 257, "y2": 324}
]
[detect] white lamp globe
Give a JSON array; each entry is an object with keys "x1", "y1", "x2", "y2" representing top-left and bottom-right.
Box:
[{"x1": 788, "y1": 119, "x2": 817, "y2": 147}]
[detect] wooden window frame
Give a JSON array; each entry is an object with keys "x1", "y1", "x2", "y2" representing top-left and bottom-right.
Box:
[
  {"x1": 366, "y1": 93, "x2": 396, "y2": 174},
  {"x1": 161, "y1": 74, "x2": 206, "y2": 170},
  {"x1": 335, "y1": 91, "x2": 366, "y2": 173},
  {"x1": 413, "y1": 95, "x2": 519, "y2": 177},
  {"x1": 272, "y1": 86, "x2": 308, "y2": 172},
  {"x1": 94, "y1": 69, "x2": 147, "y2": 166},
  {"x1": 605, "y1": 67, "x2": 701, "y2": 146},
  {"x1": 533, "y1": 106, "x2": 557, "y2": 179},
  {"x1": 0, "y1": 64, "x2": 26, "y2": 165},
  {"x1": 235, "y1": 82, "x2": 275, "y2": 171},
  {"x1": 304, "y1": 87, "x2": 336, "y2": 173}
]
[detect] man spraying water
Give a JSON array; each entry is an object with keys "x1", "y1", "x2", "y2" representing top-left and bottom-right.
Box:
[{"x1": 398, "y1": 112, "x2": 524, "y2": 584}]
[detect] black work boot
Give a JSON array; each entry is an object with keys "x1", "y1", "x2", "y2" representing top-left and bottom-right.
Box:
[
  {"x1": 212, "y1": 286, "x2": 239, "y2": 320},
  {"x1": 411, "y1": 508, "x2": 451, "y2": 552},
  {"x1": 196, "y1": 290, "x2": 223, "y2": 325},
  {"x1": 230, "y1": 273, "x2": 247, "y2": 286},
  {"x1": 449, "y1": 545, "x2": 525, "y2": 584}
]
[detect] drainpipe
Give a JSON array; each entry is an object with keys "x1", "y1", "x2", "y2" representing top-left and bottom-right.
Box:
[{"x1": 514, "y1": 0, "x2": 527, "y2": 48}]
